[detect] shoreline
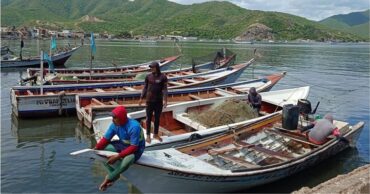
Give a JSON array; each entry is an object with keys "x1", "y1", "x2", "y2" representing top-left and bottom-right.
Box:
[{"x1": 292, "y1": 164, "x2": 370, "y2": 194}]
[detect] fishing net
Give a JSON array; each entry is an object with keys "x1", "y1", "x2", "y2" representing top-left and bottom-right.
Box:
[
  {"x1": 191, "y1": 48, "x2": 236, "y2": 71},
  {"x1": 188, "y1": 99, "x2": 258, "y2": 128}
]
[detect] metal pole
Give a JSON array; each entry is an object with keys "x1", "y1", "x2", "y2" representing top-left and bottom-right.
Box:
[
  {"x1": 90, "y1": 49, "x2": 92, "y2": 80},
  {"x1": 40, "y1": 50, "x2": 44, "y2": 95},
  {"x1": 49, "y1": 36, "x2": 52, "y2": 74}
]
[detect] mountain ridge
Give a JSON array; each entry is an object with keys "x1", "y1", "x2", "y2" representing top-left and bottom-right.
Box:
[
  {"x1": 1, "y1": 0, "x2": 367, "y2": 41},
  {"x1": 320, "y1": 9, "x2": 369, "y2": 39}
]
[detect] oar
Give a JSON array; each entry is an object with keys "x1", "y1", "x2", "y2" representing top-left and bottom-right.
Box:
[{"x1": 70, "y1": 149, "x2": 117, "y2": 159}]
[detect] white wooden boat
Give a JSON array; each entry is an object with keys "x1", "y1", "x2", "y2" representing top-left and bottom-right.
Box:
[
  {"x1": 74, "y1": 109, "x2": 364, "y2": 193},
  {"x1": 1, "y1": 46, "x2": 81, "y2": 68},
  {"x1": 26, "y1": 55, "x2": 181, "y2": 79},
  {"x1": 92, "y1": 86, "x2": 310, "y2": 149},
  {"x1": 76, "y1": 72, "x2": 285, "y2": 129},
  {"x1": 11, "y1": 62, "x2": 249, "y2": 118},
  {"x1": 41, "y1": 56, "x2": 241, "y2": 85}
]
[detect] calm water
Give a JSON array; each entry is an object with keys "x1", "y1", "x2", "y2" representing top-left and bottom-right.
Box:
[{"x1": 1, "y1": 40, "x2": 369, "y2": 193}]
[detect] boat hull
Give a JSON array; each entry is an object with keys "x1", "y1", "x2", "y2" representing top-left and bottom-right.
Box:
[
  {"x1": 78, "y1": 72, "x2": 284, "y2": 129},
  {"x1": 12, "y1": 62, "x2": 251, "y2": 118},
  {"x1": 121, "y1": 122, "x2": 364, "y2": 193},
  {"x1": 1, "y1": 46, "x2": 80, "y2": 68}
]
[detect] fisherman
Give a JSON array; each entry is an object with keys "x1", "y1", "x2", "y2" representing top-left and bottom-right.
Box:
[
  {"x1": 247, "y1": 87, "x2": 262, "y2": 113},
  {"x1": 94, "y1": 106, "x2": 145, "y2": 191},
  {"x1": 139, "y1": 61, "x2": 168, "y2": 143},
  {"x1": 306, "y1": 113, "x2": 342, "y2": 145}
]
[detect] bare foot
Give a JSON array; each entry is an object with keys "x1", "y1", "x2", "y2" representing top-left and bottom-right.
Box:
[
  {"x1": 99, "y1": 176, "x2": 114, "y2": 191},
  {"x1": 154, "y1": 134, "x2": 163, "y2": 142},
  {"x1": 146, "y1": 136, "x2": 151, "y2": 144}
]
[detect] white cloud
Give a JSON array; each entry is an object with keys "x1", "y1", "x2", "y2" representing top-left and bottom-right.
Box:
[{"x1": 168, "y1": 0, "x2": 370, "y2": 21}]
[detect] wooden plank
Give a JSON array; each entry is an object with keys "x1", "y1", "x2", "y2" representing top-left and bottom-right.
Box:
[
  {"x1": 123, "y1": 86, "x2": 136, "y2": 91},
  {"x1": 183, "y1": 79, "x2": 199, "y2": 83},
  {"x1": 95, "y1": 88, "x2": 105, "y2": 92},
  {"x1": 214, "y1": 88, "x2": 237, "y2": 96},
  {"x1": 267, "y1": 128, "x2": 319, "y2": 147},
  {"x1": 208, "y1": 146, "x2": 239, "y2": 156},
  {"x1": 218, "y1": 154, "x2": 260, "y2": 168},
  {"x1": 91, "y1": 98, "x2": 105, "y2": 106},
  {"x1": 235, "y1": 141, "x2": 293, "y2": 160},
  {"x1": 109, "y1": 101, "x2": 119, "y2": 105},
  {"x1": 168, "y1": 81, "x2": 185, "y2": 86},
  {"x1": 178, "y1": 113, "x2": 282, "y2": 153},
  {"x1": 188, "y1": 94, "x2": 203, "y2": 100}
]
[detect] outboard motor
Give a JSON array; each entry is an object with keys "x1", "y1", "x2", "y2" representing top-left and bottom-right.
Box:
[
  {"x1": 297, "y1": 99, "x2": 320, "y2": 120},
  {"x1": 297, "y1": 99, "x2": 312, "y2": 115}
]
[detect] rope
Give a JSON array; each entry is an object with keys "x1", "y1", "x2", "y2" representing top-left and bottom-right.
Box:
[
  {"x1": 286, "y1": 74, "x2": 357, "y2": 92},
  {"x1": 285, "y1": 74, "x2": 360, "y2": 113}
]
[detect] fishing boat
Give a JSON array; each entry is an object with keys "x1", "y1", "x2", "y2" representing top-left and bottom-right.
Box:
[
  {"x1": 39, "y1": 55, "x2": 240, "y2": 85},
  {"x1": 74, "y1": 108, "x2": 364, "y2": 193},
  {"x1": 92, "y1": 86, "x2": 310, "y2": 149},
  {"x1": 76, "y1": 72, "x2": 285, "y2": 129},
  {"x1": 26, "y1": 55, "x2": 182, "y2": 78},
  {"x1": 1, "y1": 46, "x2": 81, "y2": 68},
  {"x1": 11, "y1": 62, "x2": 249, "y2": 118},
  {"x1": 1, "y1": 46, "x2": 13, "y2": 56}
]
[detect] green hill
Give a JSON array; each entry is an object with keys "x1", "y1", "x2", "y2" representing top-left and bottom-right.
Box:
[
  {"x1": 320, "y1": 10, "x2": 369, "y2": 40},
  {"x1": 1, "y1": 0, "x2": 366, "y2": 41}
]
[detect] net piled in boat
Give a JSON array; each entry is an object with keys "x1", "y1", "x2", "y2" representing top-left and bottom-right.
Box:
[{"x1": 188, "y1": 100, "x2": 258, "y2": 128}]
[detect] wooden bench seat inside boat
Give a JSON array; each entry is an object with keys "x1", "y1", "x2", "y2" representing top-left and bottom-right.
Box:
[
  {"x1": 168, "y1": 81, "x2": 185, "y2": 86},
  {"x1": 218, "y1": 153, "x2": 260, "y2": 168},
  {"x1": 173, "y1": 112, "x2": 207, "y2": 131},
  {"x1": 91, "y1": 98, "x2": 105, "y2": 106},
  {"x1": 123, "y1": 87, "x2": 136, "y2": 91},
  {"x1": 267, "y1": 128, "x2": 319, "y2": 147},
  {"x1": 214, "y1": 88, "x2": 237, "y2": 96},
  {"x1": 95, "y1": 88, "x2": 105, "y2": 92},
  {"x1": 235, "y1": 141, "x2": 293, "y2": 161},
  {"x1": 188, "y1": 94, "x2": 203, "y2": 100},
  {"x1": 109, "y1": 101, "x2": 119, "y2": 105},
  {"x1": 183, "y1": 79, "x2": 199, "y2": 83}
]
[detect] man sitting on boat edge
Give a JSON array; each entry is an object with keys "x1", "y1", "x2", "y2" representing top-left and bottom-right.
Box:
[
  {"x1": 304, "y1": 113, "x2": 343, "y2": 145},
  {"x1": 94, "y1": 106, "x2": 145, "y2": 191}
]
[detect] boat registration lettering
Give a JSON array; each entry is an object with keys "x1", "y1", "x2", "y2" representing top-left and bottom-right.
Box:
[
  {"x1": 168, "y1": 171, "x2": 226, "y2": 181},
  {"x1": 36, "y1": 98, "x2": 75, "y2": 106}
]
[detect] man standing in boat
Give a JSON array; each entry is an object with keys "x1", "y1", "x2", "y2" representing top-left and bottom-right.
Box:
[
  {"x1": 247, "y1": 87, "x2": 262, "y2": 113},
  {"x1": 94, "y1": 106, "x2": 145, "y2": 191},
  {"x1": 139, "y1": 61, "x2": 168, "y2": 143}
]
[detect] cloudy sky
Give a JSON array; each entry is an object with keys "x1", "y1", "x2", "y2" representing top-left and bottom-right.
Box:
[{"x1": 168, "y1": 0, "x2": 369, "y2": 21}]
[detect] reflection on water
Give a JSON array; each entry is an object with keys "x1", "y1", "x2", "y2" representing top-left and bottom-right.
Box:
[
  {"x1": 74, "y1": 121, "x2": 96, "y2": 147},
  {"x1": 2, "y1": 41, "x2": 369, "y2": 193},
  {"x1": 11, "y1": 114, "x2": 77, "y2": 147}
]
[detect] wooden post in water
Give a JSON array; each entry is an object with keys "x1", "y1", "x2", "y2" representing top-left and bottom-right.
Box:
[{"x1": 40, "y1": 50, "x2": 44, "y2": 95}]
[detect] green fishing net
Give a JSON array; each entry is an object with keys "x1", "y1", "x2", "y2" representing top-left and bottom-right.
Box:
[{"x1": 188, "y1": 99, "x2": 258, "y2": 128}]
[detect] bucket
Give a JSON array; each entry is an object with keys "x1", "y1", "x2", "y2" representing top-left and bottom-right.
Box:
[{"x1": 282, "y1": 104, "x2": 299, "y2": 130}]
